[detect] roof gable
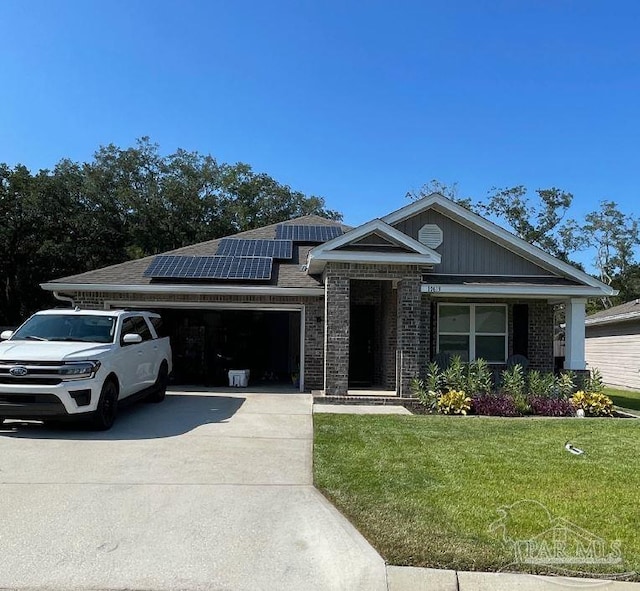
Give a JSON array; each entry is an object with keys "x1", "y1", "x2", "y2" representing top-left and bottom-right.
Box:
[
  {"x1": 306, "y1": 219, "x2": 441, "y2": 274},
  {"x1": 382, "y1": 193, "x2": 614, "y2": 294}
]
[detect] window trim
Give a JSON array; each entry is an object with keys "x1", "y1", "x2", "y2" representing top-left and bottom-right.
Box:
[{"x1": 437, "y1": 303, "x2": 508, "y2": 363}]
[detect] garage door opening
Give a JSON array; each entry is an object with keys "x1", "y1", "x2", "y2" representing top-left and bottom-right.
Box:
[{"x1": 146, "y1": 309, "x2": 301, "y2": 389}]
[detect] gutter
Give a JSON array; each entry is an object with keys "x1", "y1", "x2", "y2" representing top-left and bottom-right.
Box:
[
  {"x1": 41, "y1": 282, "x2": 325, "y2": 297},
  {"x1": 53, "y1": 291, "x2": 75, "y2": 306}
]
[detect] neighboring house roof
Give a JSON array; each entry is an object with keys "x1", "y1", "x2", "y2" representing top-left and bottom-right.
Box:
[
  {"x1": 585, "y1": 299, "x2": 640, "y2": 326},
  {"x1": 42, "y1": 215, "x2": 349, "y2": 295}
]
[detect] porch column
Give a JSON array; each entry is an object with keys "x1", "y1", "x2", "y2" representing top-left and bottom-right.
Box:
[
  {"x1": 324, "y1": 274, "x2": 350, "y2": 395},
  {"x1": 564, "y1": 298, "x2": 586, "y2": 370},
  {"x1": 396, "y1": 274, "x2": 421, "y2": 395}
]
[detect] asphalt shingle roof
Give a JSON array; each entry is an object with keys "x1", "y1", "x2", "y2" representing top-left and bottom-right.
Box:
[
  {"x1": 586, "y1": 299, "x2": 640, "y2": 324},
  {"x1": 50, "y1": 215, "x2": 350, "y2": 289}
]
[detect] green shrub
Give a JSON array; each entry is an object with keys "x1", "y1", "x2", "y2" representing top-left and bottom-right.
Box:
[
  {"x1": 527, "y1": 369, "x2": 557, "y2": 399},
  {"x1": 513, "y1": 393, "x2": 532, "y2": 415},
  {"x1": 442, "y1": 355, "x2": 466, "y2": 392},
  {"x1": 501, "y1": 364, "x2": 525, "y2": 398},
  {"x1": 424, "y1": 361, "x2": 443, "y2": 395},
  {"x1": 437, "y1": 390, "x2": 472, "y2": 415},
  {"x1": 410, "y1": 377, "x2": 438, "y2": 411},
  {"x1": 581, "y1": 368, "x2": 605, "y2": 394},
  {"x1": 466, "y1": 358, "x2": 493, "y2": 395},
  {"x1": 557, "y1": 371, "x2": 576, "y2": 398},
  {"x1": 571, "y1": 390, "x2": 613, "y2": 416}
]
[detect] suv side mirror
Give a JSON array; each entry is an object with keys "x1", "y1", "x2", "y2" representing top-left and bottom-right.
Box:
[
  {"x1": 0, "y1": 330, "x2": 13, "y2": 340},
  {"x1": 122, "y1": 333, "x2": 143, "y2": 345}
]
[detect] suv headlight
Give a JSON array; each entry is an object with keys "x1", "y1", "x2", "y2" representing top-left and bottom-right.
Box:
[{"x1": 59, "y1": 361, "x2": 101, "y2": 380}]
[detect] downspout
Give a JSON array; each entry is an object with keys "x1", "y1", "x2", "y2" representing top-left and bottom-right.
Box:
[{"x1": 53, "y1": 291, "x2": 75, "y2": 307}]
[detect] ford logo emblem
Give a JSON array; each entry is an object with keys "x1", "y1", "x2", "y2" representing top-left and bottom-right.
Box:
[{"x1": 9, "y1": 366, "x2": 28, "y2": 377}]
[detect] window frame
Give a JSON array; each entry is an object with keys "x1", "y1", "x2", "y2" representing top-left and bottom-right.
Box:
[
  {"x1": 120, "y1": 315, "x2": 153, "y2": 345},
  {"x1": 437, "y1": 303, "x2": 508, "y2": 363}
]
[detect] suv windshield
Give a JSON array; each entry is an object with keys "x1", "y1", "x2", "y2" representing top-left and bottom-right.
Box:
[{"x1": 11, "y1": 315, "x2": 117, "y2": 344}]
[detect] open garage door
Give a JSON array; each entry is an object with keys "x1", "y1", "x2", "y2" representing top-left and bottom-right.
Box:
[{"x1": 122, "y1": 307, "x2": 302, "y2": 390}]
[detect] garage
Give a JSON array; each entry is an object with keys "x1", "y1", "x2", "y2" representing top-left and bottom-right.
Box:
[{"x1": 131, "y1": 306, "x2": 303, "y2": 389}]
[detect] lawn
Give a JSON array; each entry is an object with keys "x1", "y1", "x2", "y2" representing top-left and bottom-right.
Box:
[
  {"x1": 606, "y1": 387, "x2": 640, "y2": 413},
  {"x1": 314, "y1": 414, "x2": 640, "y2": 578}
]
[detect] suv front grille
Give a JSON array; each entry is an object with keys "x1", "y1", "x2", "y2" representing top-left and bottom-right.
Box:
[{"x1": 0, "y1": 361, "x2": 65, "y2": 385}]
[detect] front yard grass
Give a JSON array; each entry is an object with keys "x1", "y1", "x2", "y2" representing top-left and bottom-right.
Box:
[
  {"x1": 606, "y1": 387, "x2": 640, "y2": 413},
  {"x1": 314, "y1": 414, "x2": 640, "y2": 578}
]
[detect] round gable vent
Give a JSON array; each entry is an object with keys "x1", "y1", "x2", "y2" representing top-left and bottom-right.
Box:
[{"x1": 418, "y1": 224, "x2": 443, "y2": 249}]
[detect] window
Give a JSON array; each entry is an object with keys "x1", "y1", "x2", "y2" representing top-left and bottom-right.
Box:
[
  {"x1": 437, "y1": 304, "x2": 507, "y2": 363},
  {"x1": 149, "y1": 316, "x2": 164, "y2": 338},
  {"x1": 120, "y1": 316, "x2": 152, "y2": 345}
]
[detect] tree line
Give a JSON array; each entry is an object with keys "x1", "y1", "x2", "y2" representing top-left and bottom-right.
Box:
[
  {"x1": 409, "y1": 180, "x2": 640, "y2": 311},
  {"x1": 2, "y1": 140, "x2": 636, "y2": 325},
  {"x1": 0, "y1": 138, "x2": 340, "y2": 324}
]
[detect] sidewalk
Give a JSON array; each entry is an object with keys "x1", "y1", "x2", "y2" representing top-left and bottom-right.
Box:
[{"x1": 387, "y1": 566, "x2": 640, "y2": 590}]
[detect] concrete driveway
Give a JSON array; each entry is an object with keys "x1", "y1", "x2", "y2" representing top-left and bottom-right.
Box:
[{"x1": 0, "y1": 391, "x2": 386, "y2": 591}]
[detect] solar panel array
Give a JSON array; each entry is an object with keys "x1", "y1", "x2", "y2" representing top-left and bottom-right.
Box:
[
  {"x1": 217, "y1": 238, "x2": 293, "y2": 259},
  {"x1": 276, "y1": 224, "x2": 343, "y2": 242},
  {"x1": 144, "y1": 224, "x2": 344, "y2": 281},
  {"x1": 143, "y1": 255, "x2": 273, "y2": 280}
]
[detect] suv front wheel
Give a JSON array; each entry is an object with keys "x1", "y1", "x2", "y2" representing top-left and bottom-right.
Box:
[{"x1": 91, "y1": 379, "x2": 119, "y2": 431}]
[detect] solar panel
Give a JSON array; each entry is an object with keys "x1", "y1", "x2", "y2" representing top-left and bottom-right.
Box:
[
  {"x1": 275, "y1": 224, "x2": 343, "y2": 242},
  {"x1": 216, "y1": 238, "x2": 293, "y2": 259},
  {"x1": 143, "y1": 255, "x2": 273, "y2": 280}
]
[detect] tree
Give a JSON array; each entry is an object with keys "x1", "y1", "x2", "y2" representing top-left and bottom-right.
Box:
[
  {"x1": 482, "y1": 186, "x2": 582, "y2": 262},
  {"x1": 583, "y1": 201, "x2": 640, "y2": 307},
  {"x1": 0, "y1": 138, "x2": 342, "y2": 324},
  {"x1": 406, "y1": 178, "x2": 476, "y2": 211}
]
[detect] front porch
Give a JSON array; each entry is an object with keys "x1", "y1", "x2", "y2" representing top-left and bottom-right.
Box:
[{"x1": 323, "y1": 265, "x2": 423, "y2": 396}]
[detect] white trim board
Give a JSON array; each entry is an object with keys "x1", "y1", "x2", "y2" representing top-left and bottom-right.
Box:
[
  {"x1": 422, "y1": 284, "x2": 609, "y2": 298},
  {"x1": 42, "y1": 283, "x2": 324, "y2": 297}
]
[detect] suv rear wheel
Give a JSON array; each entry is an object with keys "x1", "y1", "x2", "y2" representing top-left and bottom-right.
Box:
[{"x1": 148, "y1": 362, "x2": 168, "y2": 403}]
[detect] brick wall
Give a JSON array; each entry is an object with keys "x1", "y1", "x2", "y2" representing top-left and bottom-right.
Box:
[
  {"x1": 381, "y1": 282, "x2": 397, "y2": 389},
  {"x1": 526, "y1": 300, "x2": 555, "y2": 371},
  {"x1": 64, "y1": 285, "x2": 557, "y2": 393},
  {"x1": 397, "y1": 276, "x2": 422, "y2": 394},
  {"x1": 323, "y1": 275, "x2": 350, "y2": 395}
]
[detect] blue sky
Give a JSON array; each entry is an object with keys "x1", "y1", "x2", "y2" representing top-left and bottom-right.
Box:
[{"x1": 1, "y1": 1, "x2": 639, "y2": 254}]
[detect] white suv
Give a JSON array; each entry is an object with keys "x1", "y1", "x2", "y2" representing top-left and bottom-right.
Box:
[{"x1": 0, "y1": 309, "x2": 173, "y2": 430}]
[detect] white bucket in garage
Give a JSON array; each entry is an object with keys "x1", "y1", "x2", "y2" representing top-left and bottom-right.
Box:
[{"x1": 228, "y1": 369, "x2": 250, "y2": 387}]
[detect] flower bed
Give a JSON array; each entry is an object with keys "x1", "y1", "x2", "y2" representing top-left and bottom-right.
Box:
[{"x1": 410, "y1": 357, "x2": 614, "y2": 417}]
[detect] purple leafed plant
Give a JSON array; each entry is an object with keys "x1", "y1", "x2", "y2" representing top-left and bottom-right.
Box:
[
  {"x1": 472, "y1": 394, "x2": 520, "y2": 417},
  {"x1": 529, "y1": 396, "x2": 575, "y2": 417}
]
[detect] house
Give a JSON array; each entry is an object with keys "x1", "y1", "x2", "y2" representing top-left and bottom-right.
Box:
[
  {"x1": 41, "y1": 193, "x2": 614, "y2": 395},
  {"x1": 585, "y1": 299, "x2": 640, "y2": 391}
]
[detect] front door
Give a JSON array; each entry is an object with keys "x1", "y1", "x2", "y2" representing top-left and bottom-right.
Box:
[{"x1": 349, "y1": 305, "x2": 375, "y2": 387}]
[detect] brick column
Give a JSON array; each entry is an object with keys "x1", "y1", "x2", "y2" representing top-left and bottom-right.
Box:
[
  {"x1": 529, "y1": 300, "x2": 555, "y2": 372},
  {"x1": 396, "y1": 274, "x2": 421, "y2": 395},
  {"x1": 324, "y1": 274, "x2": 350, "y2": 395}
]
